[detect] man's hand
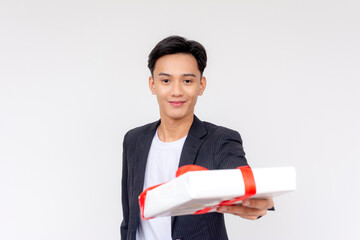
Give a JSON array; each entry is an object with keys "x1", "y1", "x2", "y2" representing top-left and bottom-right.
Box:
[{"x1": 216, "y1": 198, "x2": 274, "y2": 220}]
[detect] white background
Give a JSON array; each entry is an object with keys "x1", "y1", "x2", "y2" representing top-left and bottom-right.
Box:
[{"x1": 1, "y1": 0, "x2": 359, "y2": 239}]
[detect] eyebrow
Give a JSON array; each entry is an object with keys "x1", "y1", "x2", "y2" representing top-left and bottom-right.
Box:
[
  {"x1": 158, "y1": 72, "x2": 171, "y2": 77},
  {"x1": 158, "y1": 72, "x2": 197, "y2": 77},
  {"x1": 183, "y1": 73, "x2": 197, "y2": 77}
]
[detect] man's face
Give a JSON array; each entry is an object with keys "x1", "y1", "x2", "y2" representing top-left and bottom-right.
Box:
[{"x1": 149, "y1": 53, "x2": 206, "y2": 121}]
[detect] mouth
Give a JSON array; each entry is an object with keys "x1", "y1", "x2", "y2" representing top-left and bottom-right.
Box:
[{"x1": 169, "y1": 101, "x2": 186, "y2": 107}]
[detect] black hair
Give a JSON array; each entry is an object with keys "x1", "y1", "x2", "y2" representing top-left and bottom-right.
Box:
[{"x1": 148, "y1": 35, "x2": 207, "y2": 77}]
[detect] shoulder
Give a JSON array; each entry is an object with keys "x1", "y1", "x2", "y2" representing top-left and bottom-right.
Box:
[
  {"x1": 123, "y1": 120, "x2": 160, "y2": 145},
  {"x1": 202, "y1": 121, "x2": 243, "y2": 143},
  {"x1": 190, "y1": 115, "x2": 242, "y2": 141},
  {"x1": 193, "y1": 117, "x2": 247, "y2": 169}
]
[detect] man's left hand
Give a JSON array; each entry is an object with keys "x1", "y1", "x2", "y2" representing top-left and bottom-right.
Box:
[{"x1": 216, "y1": 198, "x2": 274, "y2": 220}]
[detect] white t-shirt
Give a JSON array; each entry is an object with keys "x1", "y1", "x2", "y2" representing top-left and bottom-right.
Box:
[{"x1": 136, "y1": 131, "x2": 187, "y2": 240}]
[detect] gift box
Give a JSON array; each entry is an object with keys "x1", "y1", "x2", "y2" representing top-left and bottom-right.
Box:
[{"x1": 139, "y1": 165, "x2": 296, "y2": 220}]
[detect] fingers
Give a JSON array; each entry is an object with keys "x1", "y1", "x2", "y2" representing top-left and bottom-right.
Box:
[
  {"x1": 216, "y1": 198, "x2": 274, "y2": 221},
  {"x1": 217, "y1": 205, "x2": 267, "y2": 220},
  {"x1": 242, "y1": 198, "x2": 274, "y2": 210}
]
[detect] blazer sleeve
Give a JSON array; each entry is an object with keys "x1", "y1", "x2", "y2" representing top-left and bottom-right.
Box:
[
  {"x1": 120, "y1": 133, "x2": 129, "y2": 240},
  {"x1": 213, "y1": 128, "x2": 248, "y2": 169}
]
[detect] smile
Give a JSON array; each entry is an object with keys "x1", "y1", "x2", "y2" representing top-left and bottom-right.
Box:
[{"x1": 169, "y1": 101, "x2": 186, "y2": 107}]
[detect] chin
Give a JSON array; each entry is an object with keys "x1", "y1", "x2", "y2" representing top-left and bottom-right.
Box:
[
  {"x1": 165, "y1": 111, "x2": 191, "y2": 121},
  {"x1": 168, "y1": 114, "x2": 186, "y2": 120}
]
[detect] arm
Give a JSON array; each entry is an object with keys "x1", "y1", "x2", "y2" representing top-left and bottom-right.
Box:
[{"x1": 213, "y1": 128, "x2": 275, "y2": 220}]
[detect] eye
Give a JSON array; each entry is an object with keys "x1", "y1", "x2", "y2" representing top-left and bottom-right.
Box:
[
  {"x1": 162, "y1": 79, "x2": 169, "y2": 83},
  {"x1": 184, "y1": 79, "x2": 192, "y2": 84}
]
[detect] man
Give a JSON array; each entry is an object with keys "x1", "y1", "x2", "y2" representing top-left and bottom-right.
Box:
[{"x1": 121, "y1": 36, "x2": 274, "y2": 240}]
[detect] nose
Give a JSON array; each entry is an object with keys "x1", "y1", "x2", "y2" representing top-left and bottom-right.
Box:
[{"x1": 171, "y1": 80, "x2": 183, "y2": 97}]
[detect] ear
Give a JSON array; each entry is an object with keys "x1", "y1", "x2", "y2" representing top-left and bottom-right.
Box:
[
  {"x1": 149, "y1": 76, "x2": 156, "y2": 95},
  {"x1": 198, "y1": 76, "x2": 207, "y2": 96}
]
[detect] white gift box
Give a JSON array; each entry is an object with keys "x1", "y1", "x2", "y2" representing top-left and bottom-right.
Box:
[{"x1": 139, "y1": 165, "x2": 296, "y2": 220}]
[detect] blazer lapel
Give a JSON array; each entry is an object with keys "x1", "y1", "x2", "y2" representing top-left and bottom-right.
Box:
[
  {"x1": 178, "y1": 115, "x2": 207, "y2": 167},
  {"x1": 172, "y1": 115, "x2": 207, "y2": 226}
]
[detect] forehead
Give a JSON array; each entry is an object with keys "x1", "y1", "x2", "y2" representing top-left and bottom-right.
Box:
[{"x1": 153, "y1": 53, "x2": 200, "y2": 76}]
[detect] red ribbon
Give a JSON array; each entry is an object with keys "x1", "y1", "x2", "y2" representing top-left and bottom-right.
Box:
[
  {"x1": 218, "y1": 166, "x2": 256, "y2": 205},
  {"x1": 139, "y1": 165, "x2": 256, "y2": 219},
  {"x1": 176, "y1": 165, "x2": 208, "y2": 177}
]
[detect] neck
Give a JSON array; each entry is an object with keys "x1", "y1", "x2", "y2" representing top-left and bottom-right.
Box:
[{"x1": 157, "y1": 114, "x2": 194, "y2": 142}]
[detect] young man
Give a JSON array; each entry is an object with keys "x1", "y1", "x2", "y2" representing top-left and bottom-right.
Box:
[{"x1": 121, "y1": 36, "x2": 274, "y2": 240}]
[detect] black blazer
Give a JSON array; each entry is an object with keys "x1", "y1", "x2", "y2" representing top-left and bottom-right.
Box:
[{"x1": 121, "y1": 115, "x2": 248, "y2": 240}]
